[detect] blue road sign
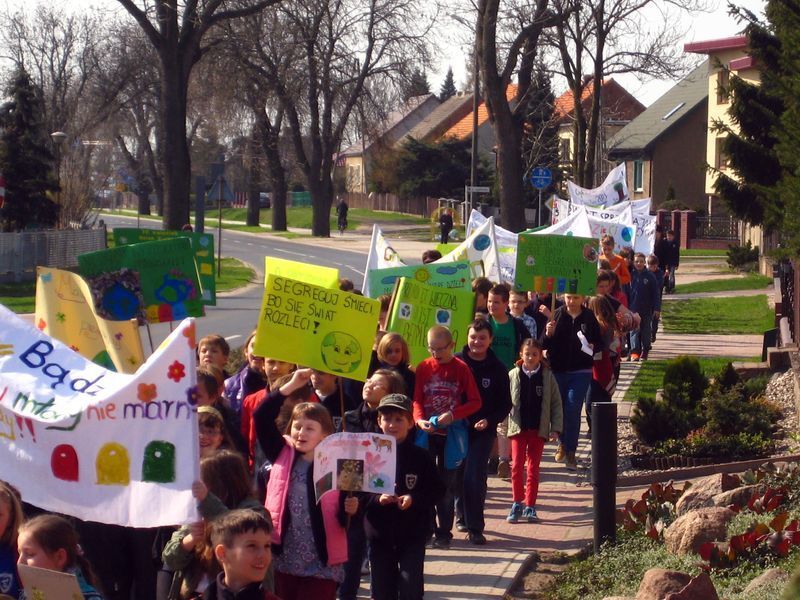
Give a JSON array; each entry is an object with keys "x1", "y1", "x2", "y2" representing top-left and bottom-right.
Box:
[{"x1": 530, "y1": 167, "x2": 552, "y2": 190}]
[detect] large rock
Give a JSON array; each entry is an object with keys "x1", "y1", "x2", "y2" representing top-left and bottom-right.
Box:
[
  {"x1": 664, "y1": 573, "x2": 719, "y2": 600},
  {"x1": 711, "y1": 484, "x2": 763, "y2": 508},
  {"x1": 675, "y1": 473, "x2": 740, "y2": 515},
  {"x1": 602, "y1": 597, "x2": 635, "y2": 600},
  {"x1": 664, "y1": 507, "x2": 735, "y2": 556},
  {"x1": 743, "y1": 568, "x2": 789, "y2": 594},
  {"x1": 634, "y1": 569, "x2": 691, "y2": 600}
]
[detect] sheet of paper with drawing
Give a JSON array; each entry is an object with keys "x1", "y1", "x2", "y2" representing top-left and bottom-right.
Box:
[
  {"x1": 17, "y1": 564, "x2": 83, "y2": 599},
  {"x1": 0, "y1": 304, "x2": 199, "y2": 528},
  {"x1": 313, "y1": 432, "x2": 397, "y2": 502}
]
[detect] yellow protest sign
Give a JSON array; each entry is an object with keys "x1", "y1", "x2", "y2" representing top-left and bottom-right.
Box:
[
  {"x1": 255, "y1": 274, "x2": 379, "y2": 381},
  {"x1": 35, "y1": 267, "x2": 145, "y2": 373},
  {"x1": 264, "y1": 256, "x2": 339, "y2": 289}
]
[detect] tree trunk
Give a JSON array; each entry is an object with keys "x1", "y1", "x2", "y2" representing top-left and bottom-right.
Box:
[
  {"x1": 308, "y1": 174, "x2": 332, "y2": 237},
  {"x1": 159, "y1": 52, "x2": 191, "y2": 231},
  {"x1": 137, "y1": 192, "x2": 150, "y2": 215},
  {"x1": 246, "y1": 130, "x2": 260, "y2": 227},
  {"x1": 489, "y1": 95, "x2": 525, "y2": 231}
]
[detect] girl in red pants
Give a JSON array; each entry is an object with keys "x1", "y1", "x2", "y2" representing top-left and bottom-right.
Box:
[{"x1": 506, "y1": 339, "x2": 563, "y2": 523}]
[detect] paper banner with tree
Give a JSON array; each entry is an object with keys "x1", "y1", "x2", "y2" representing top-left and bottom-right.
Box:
[
  {"x1": 0, "y1": 304, "x2": 199, "y2": 528},
  {"x1": 514, "y1": 233, "x2": 598, "y2": 296},
  {"x1": 254, "y1": 274, "x2": 380, "y2": 382},
  {"x1": 78, "y1": 237, "x2": 204, "y2": 324}
]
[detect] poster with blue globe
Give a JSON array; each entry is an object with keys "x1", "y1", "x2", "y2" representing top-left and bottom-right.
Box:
[
  {"x1": 514, "y1": 234, "x2": 598, "y2": 296},
  {"x1": 78, "y1": 238, "x2": 205, "y2": 325},
  {"x1": 254, "y1": 273, "x2": 380, "y2": 382},
  {"x1": 386, "y1": 277, "x2": 476, "y2": 366}
]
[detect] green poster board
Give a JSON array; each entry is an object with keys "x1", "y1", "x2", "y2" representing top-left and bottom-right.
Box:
[
  {"x1": 513, "y1": 233, "x2": 598, "y2": 296},
  {"x1": 254, "y1": 274, "x2": 380, "y2": 381},
  {"x1": 386, "y1": 277, "x2": 475, "y2": 366},
  {"x1": 78, "y1": 237, "x2": 204, "y2": 324},
  {"x1": 367, "y1": 260, "x2": 471, "y2": 298},
  {"x1": 113, "y1": 229, "x2": 216, "y2": 305}
]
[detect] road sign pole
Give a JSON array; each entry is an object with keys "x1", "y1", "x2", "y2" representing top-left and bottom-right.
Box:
[{"x1": 538, "y1": 189, "x2": 542, "y2": 227}]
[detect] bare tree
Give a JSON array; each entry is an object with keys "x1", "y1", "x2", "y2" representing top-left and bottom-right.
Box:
[
  {"x1": 552, "y1": 0, "x2": 706, "y2": 187},
  {"x1": 228, "y1": 0, "x2": 434, "y2": 236},
  {"x1": 114, "y1": 0, "x2": 280, "y2": 230}
]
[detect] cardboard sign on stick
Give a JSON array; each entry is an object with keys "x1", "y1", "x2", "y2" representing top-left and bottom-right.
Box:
[
  {"x1": 367, "y1": 261, "x2": 471, "y2": 298},
  {"x1": 514, "y1": 234, "x2": 598, "y2": 296},
  {"x1": 265, "y1": 256, "x2": 339, "y2": 289}
]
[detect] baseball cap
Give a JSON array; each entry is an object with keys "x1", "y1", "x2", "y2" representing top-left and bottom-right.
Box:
[{"x1": 377, "y1": 393, "x2": 412, "y2": 414}]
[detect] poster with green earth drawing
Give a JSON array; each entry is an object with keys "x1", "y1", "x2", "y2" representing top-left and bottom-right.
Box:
[
  {"x1": 513, "y1": 233, "x2": 598, "y2": 296},
  {"x1": 386, "y1": 277, "x2": 475, "y2": 366},
  {"x1": 254, "y1": 274, "x2": 380, "y2": 381},
  {"x1": 113, "y1": 228, "x2": 216, "y2": 305},
  {"x1": 78, "y1": 237, "x2": 204, "y2": 324},
  {"x1": 367, "y1": 260, "x2": 471, "y2": 298}
]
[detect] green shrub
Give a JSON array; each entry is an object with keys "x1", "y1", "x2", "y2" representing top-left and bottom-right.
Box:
[
  {"x1": 715, "y1": 362, "x2": 741, "y2": 391},
  {"x1": 676, "y1": 429, "x2": 774, "y2": 459},
  {"x1": 631, "y1": 397, "x2": 703, "y2": 446},
  {"x1": 662, "y1": 356, "x2": 708, "y2": 408},
  {"x1": 727, "y1": 241, "x2": 760, "y2": 269},
  {"x1": 743, "y1": 374, "x2": 771, "y2": 399},
  {"x1": 703, "y1": 385, "x2": 781, "y2": 439}
]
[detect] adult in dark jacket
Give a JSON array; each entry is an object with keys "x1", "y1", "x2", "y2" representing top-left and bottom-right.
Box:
[
  {"x1": 455, "y1": 319, "x2": 512, "y2": 544},
  {"x1": 629, "y1": 253, "x2": 660, "y2": 360},
  {"x1": 542, "y1": 295, "x2": 603, "y2": 470},
  {"x1": 662, "y1": 230, "x2": 680, "y2": 292}
]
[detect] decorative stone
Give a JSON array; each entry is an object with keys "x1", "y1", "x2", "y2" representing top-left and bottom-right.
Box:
[
  {"x1": 664, "y1": 572, "x2": 719, "y2": 600},
  {"x1": 664, "y1": 507, "x2": 735, "y2": 556},
  {"x1": 742, "y1": 568, "x2": 789, "y2": 594},
  {"x1": 634, "y1": 569, "x2": 691, "y2": 600},
  {"x1": 711, "y1": 484, "x2": 762, "y2": 509},
  {"x1": 675, "y1": 473, "x2": 740, "y2": 515}
]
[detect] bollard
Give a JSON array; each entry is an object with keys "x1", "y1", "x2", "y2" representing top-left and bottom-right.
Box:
[{"x1": 591, "y1": 402, "x2": 617, "y2": 553}]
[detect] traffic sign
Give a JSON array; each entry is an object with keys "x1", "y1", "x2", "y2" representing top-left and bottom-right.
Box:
[
  {"x1": 530, "y1": 167, "x2": 552, "y2": 190},
  {"x1": 466, "y1": 185, "x2": 491, "y2": 193}
]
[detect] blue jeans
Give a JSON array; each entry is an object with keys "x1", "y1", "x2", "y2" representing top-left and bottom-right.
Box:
[
  {"x1": 630, "y1": 312, "x2": 653, "y2": 355},
  {"x1": 554, "y1": 371, "x2": 591, "y2": 453}
]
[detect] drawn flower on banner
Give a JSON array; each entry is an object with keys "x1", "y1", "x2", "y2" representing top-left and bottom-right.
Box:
[
  {"x1": 37, "y1": 319, "x2": 46, "y2": 331},
  {"x1": 56, "y1": 312, "x2": 66, "y2": 323},
  {"x1": 185, "y1": 385, "x2": 199, "y2": 406},
  {"x1": 115, "y1": 332, "x2": 124, "y2": 341},
  {"x1": 183, "y1": 322, "x2": 197, "y2": 349},
  {"x1": 137, "y1": 383, "x2": 158, "y2": 403},
  {"x1": 167, "y1": 360, "x2": 186, "y2": 382},
  {"x1": 365, "y1": 451, "x2": 387, "y2": 479}
]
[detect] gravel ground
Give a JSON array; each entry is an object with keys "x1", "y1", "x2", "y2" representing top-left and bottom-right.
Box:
[{"x1": 617, "y1": 368, "x2": 800, "y2": 475}]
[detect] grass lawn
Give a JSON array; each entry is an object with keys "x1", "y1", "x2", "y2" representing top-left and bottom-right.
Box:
[
  {"x1": 623, "y1": 356, "x2": 760, "y2": 402},
  {"x1": 681, "y1": 248, "x2": 729, "y2": 257},
  {"x1": 661, "y1": 295, "x2": 774, "y2": 335},
  {"x1": 673, "y1": 273, "x2": 771, "y2": 294},
  {"x1": 0, "y1": 282, "x2": 35, "y2": 314},
  {"x1": 213, "y1": 257, "x2": 256, "y2": 293},
  {"x1": 215, "y1": 206, "x2": 428, "y2": 230}
]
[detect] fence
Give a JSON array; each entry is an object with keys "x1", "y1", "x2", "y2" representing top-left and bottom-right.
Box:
[
  {"x1": 0, "y1": 228, "x2": 107, "y2": 283},
  {"x1": 340, "y1": 192, "x2": 438, "y2": 218},
  {"x1": 695, "y1": 215, "x2": 739, "y2": 240}
]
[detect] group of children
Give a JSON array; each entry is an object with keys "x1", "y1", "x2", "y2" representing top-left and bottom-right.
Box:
[{"x1": 0, "y1": 233, "x2": 681, "y2": 600}]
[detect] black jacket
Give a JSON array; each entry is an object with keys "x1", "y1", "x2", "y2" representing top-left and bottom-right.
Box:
[
  {"x1": 542, "y1": 306, "x2": 603, "y2": 373},
  {"x1": 380, "y1": 362, "x2": 416, "y2": 398},
  {"x1": 203, "y1": 574, "x2": 280, "y2": 600},
  {"x1": 364, "y1": 434, "x2": 444, "y2": 544},
  {"x1": 525, "y1": 296, "x2": 563, "y2": 341},
  {"x1": 629, "y1": 268, "x2": 660, "y2": 316},
  {"x1": 315, "y1": 384, "x2": 358, "y2": 431},
  {"x1": 455, "y1": 347, "x2": 512, "y2": 431},
  {"x1": 342, "y1": 402, "x2": 380, "y2": 434}
]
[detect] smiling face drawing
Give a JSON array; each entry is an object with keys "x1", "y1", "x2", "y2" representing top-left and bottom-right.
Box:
[{"x1": 320, "y1": 332, "x2": 362, "y2": 374}]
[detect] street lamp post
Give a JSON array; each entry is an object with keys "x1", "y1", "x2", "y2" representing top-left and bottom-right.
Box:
[{"x1": 51, "y1": 131, "x2": 67, "y2": 221}]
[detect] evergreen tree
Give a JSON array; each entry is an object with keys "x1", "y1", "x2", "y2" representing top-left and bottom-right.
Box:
[
  {"x1": 439, "y1": 67, "x2": 457, "y2": 101},
  {"x1": 0, "y1": 68, "x2": 58, "y2": 231},
  {"x1": 522, "y1": 62, "x2": 560, "y2": 195},
  {"x1": 403, "y1": 68, "x2": 431, "y2": 101},
  {"x1": 395, "y1": 136, "x2": 488, "y2": 198}
]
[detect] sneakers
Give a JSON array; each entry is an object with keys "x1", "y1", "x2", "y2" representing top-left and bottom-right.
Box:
[
  {"x1": 641, "y1": 350, "x2": 649, "y2": 361},
  {"x1": 455, "y1": 521, "x2": 468, "y2": 533},
  {"x1": 432, "y1": 536, "x2": 451, "y2": 549},
  {"x1": 497, "y1": 459, "x2": 511, "y2": 479},
  {"x1": 565, "y1": 452, "x2": 577, "y2": 471},
  {"x1": 506, "y1": 502, "x2": 524, "y2": 523},
  {"x1": 630, "y1": 353, "x2": 641, "y2": 361},
  {"x1": 467, "y1": 531, "x2": 487, "y2": 545},
  {"x1": 554, "y1": 444, "x2": 566, "y2": 463},
  {"x1": 522, "y1": 506, "x2": 539, "y2": 523}
]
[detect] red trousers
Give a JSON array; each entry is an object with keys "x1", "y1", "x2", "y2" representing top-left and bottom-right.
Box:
[
  {"x1": 275, "y1": 572, "x2": 338, "y2": 600},
  {"x1": 510, "y1": 430, "x2": 546, "y2": 506}
]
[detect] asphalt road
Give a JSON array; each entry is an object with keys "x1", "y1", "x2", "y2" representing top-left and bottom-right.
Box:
[{"x1": 101, "y1": 214, "x2": 366, "y2": 350}]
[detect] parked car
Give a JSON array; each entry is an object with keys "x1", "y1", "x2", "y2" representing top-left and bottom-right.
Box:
[{"x1": 259, "y1": 192, "x2": 271, "y2": 209}]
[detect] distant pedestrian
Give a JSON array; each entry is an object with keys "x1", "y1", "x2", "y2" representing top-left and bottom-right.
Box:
[
  {"x1": 438, "y1": 209, "x2": 454, "y2": 244},
  {"x1": 336, "y1": 198, "x2": 349, "y2": 235},
  {"x1": 662, "y1": 230, "x2": 680, "y2": 293}
]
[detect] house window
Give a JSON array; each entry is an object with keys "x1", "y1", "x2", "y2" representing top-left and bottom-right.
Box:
[
  {"x1": 715, "y1": 138, "x2": 730, "y2": 171},
  {"x1": 716, "y1": 69, "x2": 730, "y2": 105},
  {"x1": 559, "y1": 138, "x2": 571, "y2": 162},
  {"x1": 633, "y1": 160, "x2": 644, "y2": 192}
]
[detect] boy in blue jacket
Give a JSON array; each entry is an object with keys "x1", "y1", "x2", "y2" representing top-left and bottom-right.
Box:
[{"x1": 629, "y1": 253, "x2": 660, "y2": 360}]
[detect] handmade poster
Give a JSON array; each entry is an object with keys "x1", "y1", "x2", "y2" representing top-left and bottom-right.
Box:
[
  {"x1": 466, "y1": 209, "x2": 518, "y2": 283},
  {"x1": 35, "y1": 267, "x2": 144, "y2": 374},
  {"x1": 17, "y1": 564, "x2": 83, "y2": 599},
  {"x1": 552, "y1": 197, "x2": 651, "y2": 224},
  {"x1": 386, "y1": 277, "x2": 475, "y2": 366},
  {"x1": 113, "y1": 228, "x2": 216, "y2": 305},
  {"x1": 567, "y1": 163, "x2": 628, "y2": 207},
  {"x1": 435, "y1": 243, "x2": 459, "y2": 255},
  {"x1": 586, "y1": 212, "x2": 637, "y2": 253},
  {"x1": 313, "y1": 432, "x2": 396, "y2": 501},
  {"x1": 362, "y1": 225, "x2": 406, "y2": 298},
  {"x1": 434, "y1": 217, "x2": 501, "y2": 283},
  {"x1": 0, "y1": 304, "x2": 199, "y2": 527},
  {"x1": 514, "y1": 234, "x2": 598, "y2": 296},
  {"x1": 255, "y1": 274, "x2": 380, "y2": 381},
  {"x1": 367, "y1": 261, "x2": 471, "y2": 298},
  {"x1": 265, "y1": 256, "x2": 339, "y2": 289},
  {"x1": 535, "y1": 205, "x2": 593, "y2": 238},
  {"x1": 78, "y1": 237, "x2": 204, "y2": 324}
]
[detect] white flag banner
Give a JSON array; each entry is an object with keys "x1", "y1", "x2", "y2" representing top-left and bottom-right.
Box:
[
  {"x1": 567, "y1": 163, "x2": 628, "y2": 207},
  {"x1": 436, "y1": 216, "x2": 502, "y2": 282},
  {"x1": 363, "y1": 225, "x2": 406, "y2": 297},
  {"x1": 0, "y1": 304, "x2": 200, "y2": 528},
  {"x1": 631, "y1": 211, "x2": 658, "y2": 255},
  {"x1": 465, "y1": 210, "x2": 517, "y2": 283},
  {"x1": 534, "y1": 205, "x2": 594, "y2": 238},
  {"x1": 586, "y1": 209, "x2": 637, "y2": 253}
]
